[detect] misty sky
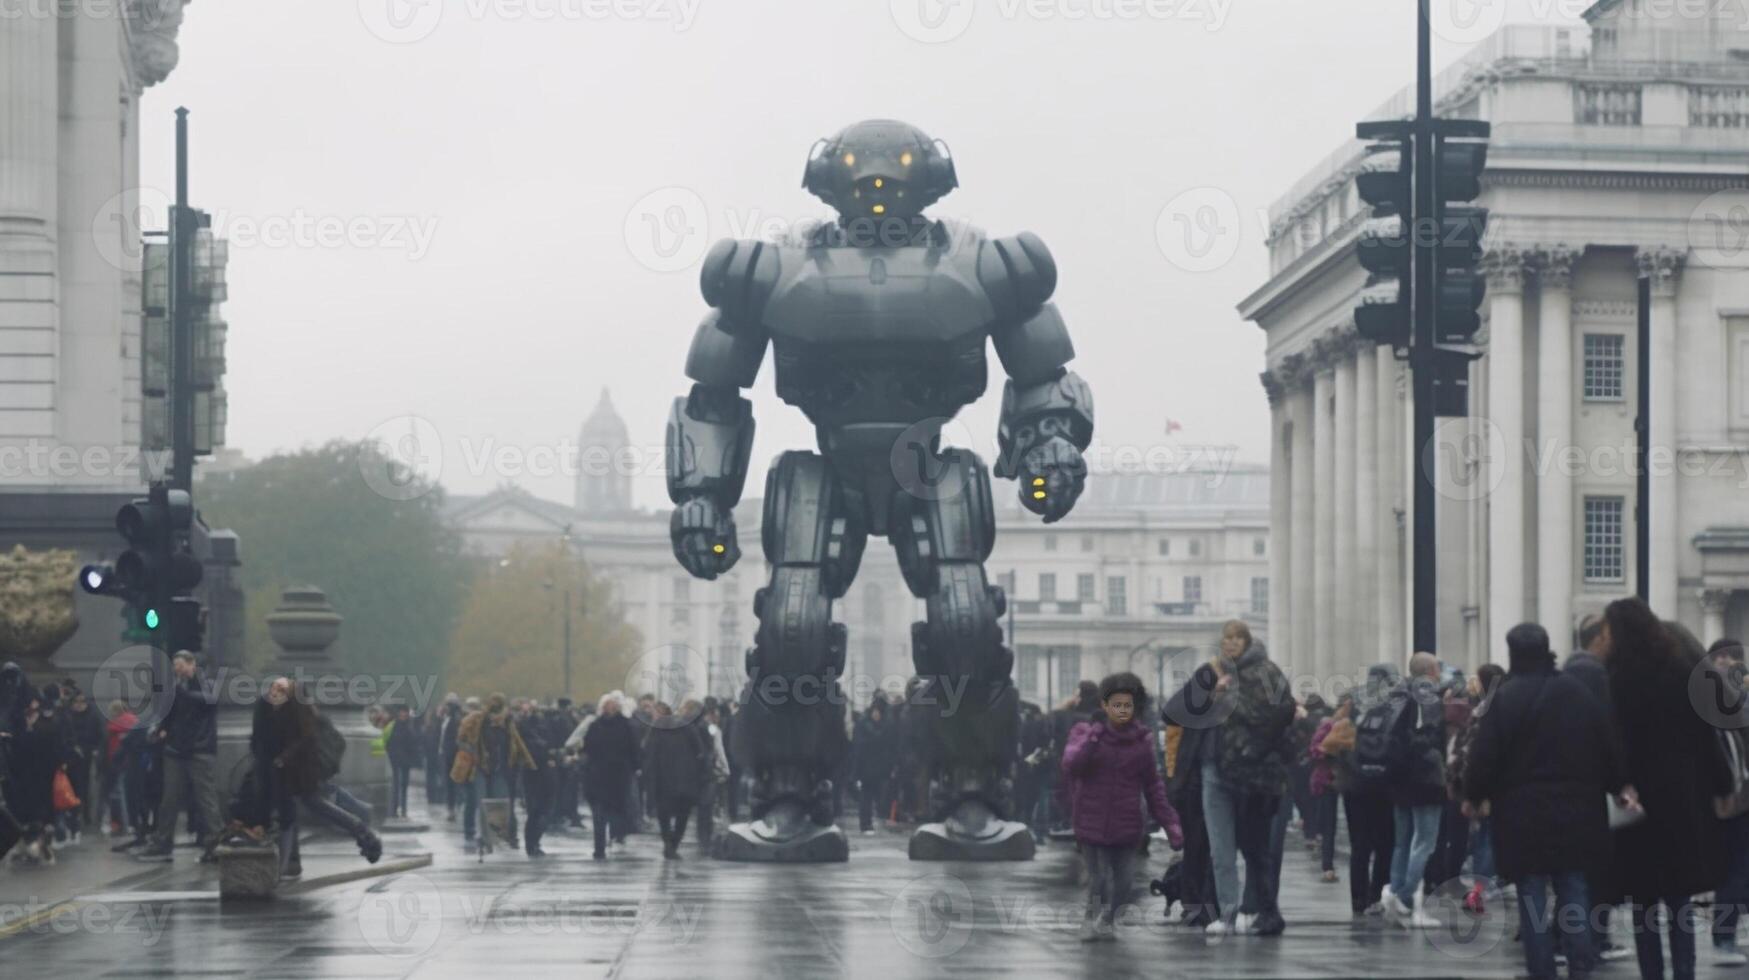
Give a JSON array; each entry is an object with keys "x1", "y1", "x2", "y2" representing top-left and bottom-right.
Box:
[{"x1": 138, "y1": 0, "x2": 1587, "y2": 509}]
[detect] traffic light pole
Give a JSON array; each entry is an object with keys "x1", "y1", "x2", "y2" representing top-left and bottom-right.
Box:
[
  {"x1": 169, "y1": 108, "x2": 196, "y2": 492},
  {"x1": 1410, "y1": 0, "x2": 1438, "y2": 655}
]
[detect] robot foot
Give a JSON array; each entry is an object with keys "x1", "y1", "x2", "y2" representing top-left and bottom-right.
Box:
[
  {"x1": 908, "y1": 799, "x2": 1036, "y2": 862},
  {"x1": 711, "y1": 800, "x2": 849, "y2": 863}
]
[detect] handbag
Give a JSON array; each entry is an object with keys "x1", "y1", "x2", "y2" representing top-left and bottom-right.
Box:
[{"x1": 52, "y1": 768, "x2": 81, "y2": 812}]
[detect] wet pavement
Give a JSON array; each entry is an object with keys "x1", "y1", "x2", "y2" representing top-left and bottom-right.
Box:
[{"x1": 3, "y1": 802, "x2": 1747, "y2": 978}]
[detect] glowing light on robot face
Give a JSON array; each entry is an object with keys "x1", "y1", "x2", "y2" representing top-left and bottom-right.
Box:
[
  {"x1": 843, "y1": 152, "x2": 856, "y2": 166},
  {"x1": 874, "y1": 178, "x2": 883, "y2": 189},
  {"x1": 1032, "y1": 491, "x2": 1047, "y2": 500},
  {"x1": 872, "y1": 204, "x2": 886, "y2": 215},
  {"x1": 1032, "y1": 477, "x2": 1046, "y2": 487},
  {"x1": 712, "y1": 544, "x2": 726, "y2": 555},
  {"x1": 900, "y1": 151, "x2": 913, "y2": 167}
]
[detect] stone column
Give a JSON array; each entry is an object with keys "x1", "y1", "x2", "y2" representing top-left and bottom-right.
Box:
[
  {"x1": 1313, "y1": 353, "x2": 1337, "y2": 683},
  {"x1": 1376, "y1": 349, "x2": 1403, "y2": 664},
  {"x1": 1639, "y1": 246, "x2": 1684, "y2": 617},
  {"x1": 0, "y1": 14, "x2": 60, "y2": 442},
  {"x1": 1534, "y1": 246, "x2": 1579, "y2": 650},
  {"x1": 1333, "y1": 343, "x2": 1358, "y2": 676},
  {"x1": 1289, "y1": 368, "x2": 1315, "y2": 684},
  {"x1": 1264, "y1": 370, "x2": 1291, "y2": 676},
  {"x1": 1355, "y1": 346, "x2": 1379, "y2": 662},
  {"x1": 1702, "y1": 590, "x2": 1731, "y2": 647},
  {"x1": 1483, "y1": 247, "x2": 1529, "y2": 643}
]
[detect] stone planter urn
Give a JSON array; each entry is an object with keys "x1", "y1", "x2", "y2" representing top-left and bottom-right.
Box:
[{"x1": 264, "y1": 586, "x2": 342, "y2": 669}]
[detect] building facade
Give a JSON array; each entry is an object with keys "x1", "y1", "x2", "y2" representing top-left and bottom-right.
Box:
[
  {"x1": 446, "y1": 395, "x2": 1270, "y2": 704},
  {"x1": 1240, "y1": 4, "x2": 1749, "y2": 683}
]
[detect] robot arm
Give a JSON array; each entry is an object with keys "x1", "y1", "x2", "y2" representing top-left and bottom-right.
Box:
[
  {"x1": 980, "y1": 234, "x2": 1094, "y2": 524},
  {"x1": 668, "y1": 309, "x2": 765, "y2": 580}
]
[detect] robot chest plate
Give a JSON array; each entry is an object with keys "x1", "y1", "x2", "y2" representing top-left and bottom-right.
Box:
[{"x1": 762, "y1": 246, "x2": 995, "y2": 346}]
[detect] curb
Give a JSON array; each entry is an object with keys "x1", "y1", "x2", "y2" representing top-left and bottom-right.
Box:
[{"x1": 278, "y1": 853, "x2": 433, "y2": 895}]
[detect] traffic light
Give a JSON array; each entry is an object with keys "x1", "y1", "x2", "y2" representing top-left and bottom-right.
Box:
[
  {"x1": 1432, "y1": 132, "x2": 1489, "y2": 345},
  {"x1": 80, "y1": 482, "x2": 204, "y2": 652},
  {"x1": 1352, "y1": 124, "x2": 1412, "y2": 348},
  {"x1": 1431, "y1": 348, "x2": 1479, "y2": 418}
]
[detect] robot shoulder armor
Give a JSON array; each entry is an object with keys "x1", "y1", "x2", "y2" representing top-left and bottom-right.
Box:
[
  {"x1": 699, "y1": 238, "x2": 782, "y2": 329},
  {"x1": 976, "y1": 232, "x2": 1058, "y2": 325}
]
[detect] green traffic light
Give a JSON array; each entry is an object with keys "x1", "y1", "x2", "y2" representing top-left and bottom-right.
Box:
[{"x1": 144, "y1": 608, "x2": 161, "y2": 630}]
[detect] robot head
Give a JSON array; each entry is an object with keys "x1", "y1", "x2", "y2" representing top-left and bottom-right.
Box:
[{"x1": 802, "y1": 119, "x2": 957, "y2": 223}]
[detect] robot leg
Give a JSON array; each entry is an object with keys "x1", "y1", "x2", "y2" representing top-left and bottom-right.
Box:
[
  {"x1": 715, "y1": 451, "x2": 863, "y2": 863},
  {"x1": 892, "y1": 448, "x2": 1033, "y2": 861}
]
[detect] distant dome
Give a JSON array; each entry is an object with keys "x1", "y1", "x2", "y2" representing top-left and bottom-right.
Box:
[{"x1": 576, "y1": 388, "x2": 634, "y2": 515}]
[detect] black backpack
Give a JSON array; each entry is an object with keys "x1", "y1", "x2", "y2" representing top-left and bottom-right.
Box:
[
  {"x1": 315, "y1": 712, "x2": 347, "y2": 780},
  {"x1": 1352, "y1": 691, "x2": 1415, "y2": 789}
]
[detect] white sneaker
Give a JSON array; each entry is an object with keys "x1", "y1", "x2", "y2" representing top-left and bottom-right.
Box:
[
  {"x1": 861, "y1": 829, "x2": 875, "y2": 836},
  {"x1": 1363, "y1": 902, "x2": 1385, "y2": 916},
  {"x1": 1203, "y1": 920, "x2": 1231, "y2": 937},
  {"x1": 1407, "y1": 890, "x2": 1439, "y2": 930},
  {"x1": 1717, "y1": 947, "x2": 1749, "y2": 966},
  {"x1": 1599, "y1": 944, "x2": 1633, "y2": 962},
  {"x1": 1234, "y1": 913, "x2": 1254, "y2": 934}
]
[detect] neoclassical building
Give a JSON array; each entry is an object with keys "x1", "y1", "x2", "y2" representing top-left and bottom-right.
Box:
[
  {"x1": 445, "y1": 395, "x2": 1271, "y2": 703},
  {"x1": 1241, "y1": 5, "x2": 1749, "y2": 681}
]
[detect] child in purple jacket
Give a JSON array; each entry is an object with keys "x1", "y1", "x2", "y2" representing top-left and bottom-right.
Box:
[{"x1": 1062, "y1": 672, "x2": 1184, "y2": 941}]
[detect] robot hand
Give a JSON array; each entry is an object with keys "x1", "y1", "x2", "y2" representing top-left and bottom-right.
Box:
[
  {"x1": 1017, "y1": 435, "x2": 1086, "y2": 524},
  {"x1": 671, "y1": 496, "x2": 742, "y2": 580}
]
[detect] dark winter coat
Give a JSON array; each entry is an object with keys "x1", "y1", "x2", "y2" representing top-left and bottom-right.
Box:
[
  {"x1": 853, "y1": 712, "x2": 896, "y2": 782},
  {"x1": 160, "y1": 671, "x2": 218, "y2": 757},
  {"x1": 1061, "y1": 719, "x2": 1181, "y2": 848},
  {"x1": 1609, "y1": 642, "x2": 1733, "y2": 901},
  {"x1": 583, "y1": 712, "x2": 640, "y2": 805},
  {"x1": 1463, "y1": 656, "x2": 1625, "y2": 880},
  {"x1": 642, "y1": 720, "x2": 710, "y2": 805},
  {"x1": 1212, "y1": 642, "x2": 1295, "y2": 796},
  {"x1": 252, "y1": 697, "x2": 323, "y2": 798},
  {"x1": 1388, "y1": 678, "x2": 1448, "y2": 808},
  {"x1": 10, "y1": 714, "x2": 67, "y2": 824},
  {"x1": 385, "y1": 715, "x2": 422, "y2": 768},
  {"x1": 1162, "y1": 661, "x2": 1220, "y2": 806}
]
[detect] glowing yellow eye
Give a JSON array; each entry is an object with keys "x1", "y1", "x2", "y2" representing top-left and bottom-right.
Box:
[
  {"x1": 1032, "y1": 491, "x2": 1048, "y2": 500},
  {"x1": 1032, "y1": 477, "x2": 1046, "y2": 486},
  {"x1": 874, "y1": 178, "x2": 883, "y2": 189},
  {"x1": 900, "y1": 151, "x2": 913, "y2": 167},
  {"x1": 842, "y1": 152, "x2": 855, "y2": 166},
  {"x1": 712, "y1": 544, "x2": 726, "y2": 554},
  {"x1": 872, "y1": 204, "x2": 886, "y2": 215}
]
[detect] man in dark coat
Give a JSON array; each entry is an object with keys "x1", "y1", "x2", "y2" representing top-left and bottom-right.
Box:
[
  {"x1": 1561, "y1": 613, "x2": 1629, "y2": 962},
  {"x1": 1163, "y1": 655, "x2": 1222, "y2": 927},
  {"x1": 1466, "y1": 622, "x2": 1631, "y2": 980},
  {"x1": 641, "y1": 704, "x2": 711, "y2": 859},
  {"x1": 853, "y1": 699, "x2": 896, "y2": 835},
  {"x1": 140, "y1": 652, "x2": 221, "y2": 862},
  {"x1": 583, "y1": 694, "x2": 640, "y2": 859}
]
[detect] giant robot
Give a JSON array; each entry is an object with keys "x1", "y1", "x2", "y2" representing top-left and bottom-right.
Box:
[{"x1": 666, "y1": 120, "x2": 1093, "y2": 862}]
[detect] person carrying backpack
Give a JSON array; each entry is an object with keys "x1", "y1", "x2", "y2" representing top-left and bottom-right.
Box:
[{"x1": 1372, "y1": 652, "x2": 1447, "y2": 929}]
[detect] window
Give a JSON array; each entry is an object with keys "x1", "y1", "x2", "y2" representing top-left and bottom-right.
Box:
[
  {"x1": 1183, "y1": 576, "x2": 1203, "y2": 604},
  {"x1": 1157, "y1": 538, "x2": 1170, "y2": 557},
  {"x1": 672, "y1": 576, "x2": 691, "y2": 602},
  {"x1": 1583, "y1": 334, "x2": 1625, "y2": 402},
  {"x1": 1038, "y1": 573, "x2": 1057, "y2": 602},
  {"x1": 1076, "y1": 573, "x2": 1096, "y2": 602},
  {"x1": 1189, "y1": 538, "x2": 1202, "y2": 558},
  {"x1": 1584, "y1": 497, "x2": 1626, "y2": 583},
  {"x1": 1017, "y1": 645, "x2": 1043, "y2": 694},
  {"x1": 1253, "y1": 537, "x2": 1266, "y2": 557},
  {"x1": 998, "y1": 571, "x2": 1016, "y2": 597},
  {"x1": 1106, "y1": 576, "x2": 1127, "y2": 616},
  {"x1": 1576, "y1": 83, "x2": 1641, "y2": 126},
  {"x1": 1044, "y1": 534, "x2": 1058, "y2": 552},
  {"x1": 1251, "y1": 577, "x2": 1269, "y2": 615},
  {"x1": 1080, "y1": 535, "x2": 1094, "y2": 553},
  {"x1": 1055, "y1": 647, "x2": 1083, "y2": 698}
]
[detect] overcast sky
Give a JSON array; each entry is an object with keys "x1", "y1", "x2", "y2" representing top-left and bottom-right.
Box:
[{"x1": 139, "y1": 0, "x2": 1589, "y2": 509}]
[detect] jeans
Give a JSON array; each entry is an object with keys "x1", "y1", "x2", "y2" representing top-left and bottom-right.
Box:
[
  {"x1": 1518, "y1": 871, "x2": 1592, "y2": 980},
  {"x1": 1202, "y1": 760, "x2": 1282, "y2": 923},
  {"x1": 1344, "y1": 791, "x2": 1395, "y2": 914},
  {"x1": 153, "y1": 753, "x2": 221, "y2": 850},
  {"x1": 1083, "y1": 842, "x2": 1140, "y2": 928},
  {"x1": 1633, "y1": 896, "x2": 1697, "y2": 980},
  {"x1": 1389, "y1": 803, "x2": 1441, "y2": 901},
  {"x1": 591, "y1": 797, "x2": 626, "y2": 856},
  {"x1": 1425, "y1": 800, "x2": 1470, "y2": 891},
  {"x1": 457, "y1": 778, "x2": 480, "y2": 839},
  {"x1": 271, "y1": 781, "x2": 374, "y2": 876},
  {"x1": 1242, "y1": 791, "x2": 1290, "y2": 920},
  {"x1": 1716, "y1": 813, "x2": 1749, "y2": 950},
  {"x1": 391, "y1": 765, "x2": 413, "y2": 817},
  {"x1": 1467, "y1": 817, "x2": 1494, "y2": 879}
]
